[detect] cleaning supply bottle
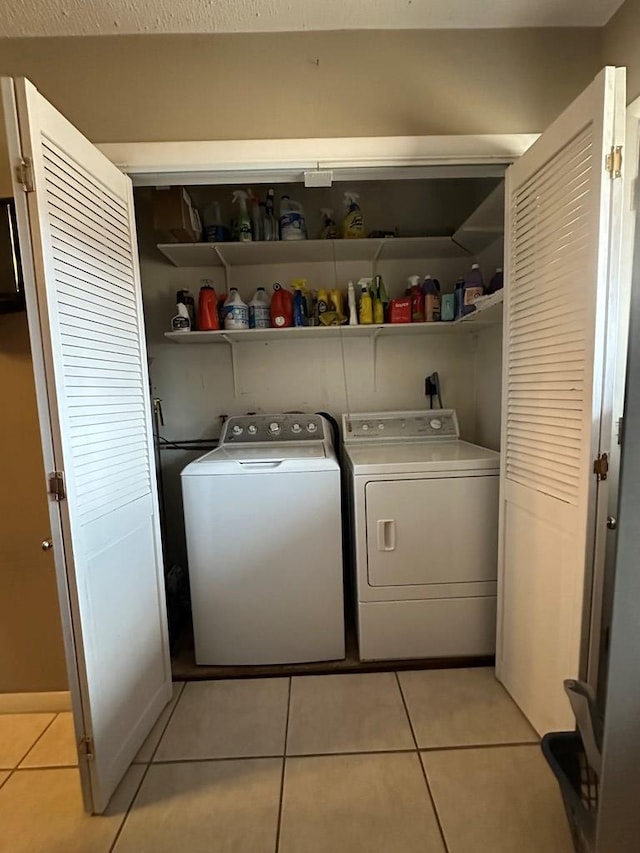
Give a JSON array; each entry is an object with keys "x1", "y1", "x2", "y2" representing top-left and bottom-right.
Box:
[
  {"x1": 249, "y1": 287, "x2": 271, "y2": 329},
  {"x1": 202, "y1": 201, "x2": 228, "y2": 243},
  {"x1": 317, "y1": 287, "x2": 330, "y2": 319},
  {"x1": 223, "y1": 288, "x2": 249, "y2": 330},
  {"x1": 342, "y1": 193, "x2": 365, "y2": 239},
  {"x1": 487, "y1": 267, "x2": 504, "y2": 294},
  {"x1": 198, "y1": 281, "x2": 220, "y2": 331},
  {"x1": 441, "y1": 292, "x2": 455, "y2": 322},
  {"x1": 372, "y1": 278, "x2": 384, "y2": 325},
  {"x1": 454, "y1": 276, "x2": 465, "y2": 320},
  {"x1": 408, "y1": 275, "x2": 424, "y2": 322},
  {"x1": 232, "y1": 191, "x2": 252, "y2": 243},
  {"x1": 264, "y1": 188, "x2": 278, "y2": 241},
  {"x1": 375, "y1": 274, "x2": 390, "y2": 322},
  {"x1": 171, "y1": 301, "x2": 191, "y2": 332},
  {"x1": 248, "y1": 189, "x2": 262, "y2": 241},
  {"x1": 176, "y1": 289, "x2": 196, "y2": 329},
  {"x1": 423, "y1": 275, "x2": 441, "y2": 323},
  {"x1": 270, "y1": 283, "x2": 293, "y2": 328},
  {"x1": 329, "y1": 288, "x2": 344, "y2": 316},
  {"x1": 293, "y1": 286, "x2": 308, "y2": 327},
  {"x1": 347, "y1": 281, "x2": 358, "y2": 325},
  {"x1": 319, "y1": 209, "x2": 339, "y2": 240},
  {"x1": 461, "y1": 263, "x2": 484, "y2": 316},
  {"x1": 358, "y1": 278, "x2": 373, "y2": 325},
  {"x1": 279, "y1": 196, "x2": 307, "y2": 241}
]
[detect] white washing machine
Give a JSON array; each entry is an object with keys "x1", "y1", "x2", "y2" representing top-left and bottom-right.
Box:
[
  {"x1": 181, "y1": 414, "x2": 345, "y2": 665},
  {"x1": 342, "y1": 409, "x2": 500, "y2": 661}
]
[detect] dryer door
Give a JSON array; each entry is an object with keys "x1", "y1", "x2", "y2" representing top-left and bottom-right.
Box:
[{"x1": 365, "y1": 476, "x2": 499, "y2": 587}]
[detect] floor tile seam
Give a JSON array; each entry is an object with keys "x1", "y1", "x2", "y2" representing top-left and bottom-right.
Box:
[
  {"x1": 0, "y1": 768, "x2": 13, "y2": 791},
  {"x1": 109, "y1": 682, "x2": 187, "y2": 853},
  {"x1": 149, "y1": 747, "x2": 420, "y2": 766},
  {"x1": 10, "y1": 762, "x2": 78, "y2": 772},
  {"x1": 274, "y1": 677, "x2": 292, "y2": 853},
  {"x1": 419, "y1": 740, "x2": 541, "y2": 754},
  {"x1": 394, "y1": 672, "x2": 451, "y2": 853},
  {"x1": 14, "y1": 712, "x2": 59, "y2": 770}
]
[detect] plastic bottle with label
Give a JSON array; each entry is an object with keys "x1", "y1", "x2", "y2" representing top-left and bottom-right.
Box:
[
  {"x1": 347, "y1": 281, "x2": 358, "y2": 325},
  {"x1": 408, "y1": 275, "x2": 424, "y2": 322},
  {"x1": 454, "y1": 277, "x2": 465, "y2": 320},
  {"x1": 198, "y1": 281, "x2": 220, "y2": 330},
  {"x1": 232, "y1": 191, "x2": 252, "y2": 243},
  {"x1": 223, "y1": 288, "x2": 249, "y2": 330},
  {"x1": 487, "y1": 267, "x2": 504, "y2": 294},
  {"x1": 249, "y1": 287, "x2": 271, "y2": 329},
  {"x1": 342, "y1": 193, "x2": 365, "y2": 239},
  {"x1": 279, "y1": 196, "x2": 307, "y2": 241},
  {"x1": 461, "y1": 263, "x2": 484, "y2": 316},
  {"x1": 270, "y1": 283, "x2": 293, "y2": 328},
  {"x1": 423, "y1": 275, "x2": 441, "y2": 323},
  {"x1": 358, "y1": 279, "x2": 373, "y2": 325}
]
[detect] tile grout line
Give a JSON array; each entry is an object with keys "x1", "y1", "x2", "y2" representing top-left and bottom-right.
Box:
[
  {"x1": 274, "y1": 677, "x2": 292, "y2": 853},
  {"x1": 108, "y1": 682, "x2": 187, "y2": 853},
  {"x1": 420, "y1": 740, "x2": 540, "y2": 753},
  {"x1": 14, "y1": 711, "x2": 60, "y2": 771},
  {"x1": 394, "y1": 672, "x2": 451, "y2": 853},
  {"x1": 148, "y1": 747, "x2": 420, "y2": 765}
]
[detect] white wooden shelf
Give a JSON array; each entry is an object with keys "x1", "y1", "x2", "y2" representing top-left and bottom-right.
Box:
[
  {"x1": 157, "y1": 236, "x2": 470, "y2": 268},
  {"x1": 163, "y1": 292, "x2": 503, "y2": 345}
]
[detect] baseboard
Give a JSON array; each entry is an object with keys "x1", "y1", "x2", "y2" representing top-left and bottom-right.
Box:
[{"x1": 0, "y1": 690, "x2": 71, "y2": 714}]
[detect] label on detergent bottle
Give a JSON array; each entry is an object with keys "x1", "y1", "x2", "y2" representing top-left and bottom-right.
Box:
[
  {"x1": 280, "y1": 212, "x2": 305, "y2": 239},
  {"x1": 464, "y1": 286, "x2": 483, "y2": 306},
  {"x1": 225, "y1": 304, "x2": 249, "y2": 329}
]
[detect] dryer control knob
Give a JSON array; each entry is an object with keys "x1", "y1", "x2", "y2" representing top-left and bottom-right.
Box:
[
  {"x1": 232, "y1": 425, "x2": 244, "y2": 436},
  {"x1": 268, "y1": 422, "x2": 281, "y2": 435},
  {"x1": 362, "y1": 424, "x2": 370, "y2": 431},
  {"x1": 247, "y1": 424, "x2": 258, "y2": 435},
  {"x1": 292, "y1": 423, "x2": 302, "y2": 434},
  {"x1": 430, "y1": 419, "x2": 443, "y2": 430},
  {"x1": 307, "y1": 422, "x2": 318, "y2": 433}
]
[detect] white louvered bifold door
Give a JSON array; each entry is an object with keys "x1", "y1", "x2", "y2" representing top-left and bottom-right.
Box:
[
  {"x1": 498, "y1": 67, "x2": 625, "y2": 735},
  {"x1": 2, "y1": 78, "x2": 171, "y2": 813}
]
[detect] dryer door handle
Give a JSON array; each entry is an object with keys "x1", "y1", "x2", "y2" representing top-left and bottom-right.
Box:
[{"x1": 377, "y1": 519, "x2": 396, "y2": 552}]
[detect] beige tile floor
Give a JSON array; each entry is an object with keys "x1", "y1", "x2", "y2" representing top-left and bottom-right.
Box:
[{"x1": 0, "y1": 669, "x2": 574, "y2": 853}]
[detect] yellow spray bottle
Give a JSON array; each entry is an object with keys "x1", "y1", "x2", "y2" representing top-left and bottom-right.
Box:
[{"x1": 358, "y1": 277, "x2": 373, "y2": 325}]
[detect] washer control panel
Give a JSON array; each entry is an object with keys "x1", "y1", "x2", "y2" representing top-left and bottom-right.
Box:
[
  {"x1": 221, "y1": 414, "x2": 326, "y2": 444},
  {"x1": 343, "y1": 410, "x2": 459, "y2": 442}
]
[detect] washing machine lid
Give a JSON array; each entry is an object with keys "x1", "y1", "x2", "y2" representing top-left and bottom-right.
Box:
[
  {"x1": 182, "y1": 442, "x2": 338, "y2": 475},
  {"x1": 345, "y1": 440, "x2": 500, "y2": 476}
]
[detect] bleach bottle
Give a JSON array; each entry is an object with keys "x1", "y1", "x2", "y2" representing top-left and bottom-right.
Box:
[
  {"x1": 249, "y1": 287, "x2": 271, "y2": 329},
  {"x1": 279, "y1": 196, "x2": 307, "y2": 241},
  {"x1": 224, "y1": 288, "x2": 249, "y2": 330}
]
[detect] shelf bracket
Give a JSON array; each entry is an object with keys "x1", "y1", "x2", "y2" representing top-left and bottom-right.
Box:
[
  {"x1": 222, "y1": 334, "x2": 240, "y2": 397},
  {"x1": 371, "y1": 327, "x2": 383, "y2": 391},
  {"x1": 214, "y1": 245, "x2": 231, "y2": 292}
]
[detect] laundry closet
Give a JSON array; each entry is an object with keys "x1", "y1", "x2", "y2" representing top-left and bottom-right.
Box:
[{"x1": 2, "y1": 67, "x2": 628, "y2": 813}]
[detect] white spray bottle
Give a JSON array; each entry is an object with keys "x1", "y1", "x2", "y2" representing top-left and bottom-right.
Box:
[
  {"x1": 233, "y1": 190, "x2": 252, "y2": 243},
  {"x1": 347, "y1": 281, "x2": 358, "y2": 325}
]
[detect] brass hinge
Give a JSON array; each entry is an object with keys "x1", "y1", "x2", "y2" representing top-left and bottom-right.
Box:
[
  {"x1": 594, "y1": 452, "x2": 609, "y2": 481},
  {"x1": 15, "y1": 157, "x2": 34, "y2": 193},
  {"x1": 48, "y1": 470, "x2": 66, "y2": 502},
  {"x1": 78, "y1": 736, "x2": 95, "y2": 761},
  {"x1": 605, "y1": 146, "x2": 622, "y2": 179}
]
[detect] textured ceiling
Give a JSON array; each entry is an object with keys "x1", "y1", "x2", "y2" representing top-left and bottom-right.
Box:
[{"x1": 0, "y1": 0, "x2": 625, "y2": 37}]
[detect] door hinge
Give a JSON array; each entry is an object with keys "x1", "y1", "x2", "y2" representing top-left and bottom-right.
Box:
[
  {"x1": 594, "y1": 452, "x2": 609, "y2": 482},
  {"x1": 605, "y1": 146, "x2": 622, "y2": 179},
  {"x1": 618, "y1": 416, "x2": 624, "y2": 446},
  {"x1": 15, "y1": 157, "x2": 34, "y2": 193},
  {"x1": 78, "y1": 736, "x2": 94, "y2": 761},
  {"x1": 48, "y1": 470, "x2": 66, "y2": 502}
]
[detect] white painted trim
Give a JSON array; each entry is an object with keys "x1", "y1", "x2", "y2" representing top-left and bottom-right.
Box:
[
  {"x1": 97, "y1": 134, "x2": 539, "y2": 184},
  {"x1": 0, "y1": 691, "x2": 71, "y2": 714}
]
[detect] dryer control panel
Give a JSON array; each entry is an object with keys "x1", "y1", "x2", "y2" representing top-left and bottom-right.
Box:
[
  {"x1": 342, "y1": 410, "x2": 459, "y2": 442},
  {"x1": 221, "y1": 414, "x2": 326, "y2": 444}
]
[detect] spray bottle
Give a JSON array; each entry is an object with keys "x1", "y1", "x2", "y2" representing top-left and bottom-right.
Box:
[
  {"x1": 347, "y1": 281, "x2": 358, "y2": 325},
  {"x1": 358, "y1": 278, "x2": 373, "y2": 325},
  {"x1": 342, "y1": 193, "x2": 365, "y2": 239},
  {"x1": 232, "y1": 191, "x2": 252, "y2": 243},
  {"x1": 319, "y1": 208, "x2": 339, "y2": 240}
]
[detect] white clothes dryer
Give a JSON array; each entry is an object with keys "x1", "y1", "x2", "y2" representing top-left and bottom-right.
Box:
[
  {"x1": 182, "y1": 414, "x2": 345, "y2": 665},
  {"x1": 342, "y1": 410, "x2": 500, "y2": 661}
]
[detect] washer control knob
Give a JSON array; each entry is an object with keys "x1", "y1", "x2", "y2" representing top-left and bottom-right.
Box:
[
  {"x1": 378, "y1": 423, "x2": 385, "y2": 430},
  {"x1": 362, "y1": 424, "x2": 370, "y2": 431},
  {"x1": 232, "y1": 425, "x2": 244, "y2": 436},
  {"x1": 307, "y1": 422, "x2": 318, "y2": 433},
  {"x1": 247, "y1": 424, "x2": 258, "y2": 435},
  {"x1": 268, "y1": 422, "x2": 281, "y2": 435},
  {"x1": 292, "y1": 423, "x2": 302, "y2": 434},
  {"x1": 430, "y1": 418, "x2": 443, "y2": 430}
]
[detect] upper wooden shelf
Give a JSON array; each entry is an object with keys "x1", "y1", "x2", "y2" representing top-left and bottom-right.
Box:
[{"x1": 156, "y1": 236, "x2": 471, "y2": 268}]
